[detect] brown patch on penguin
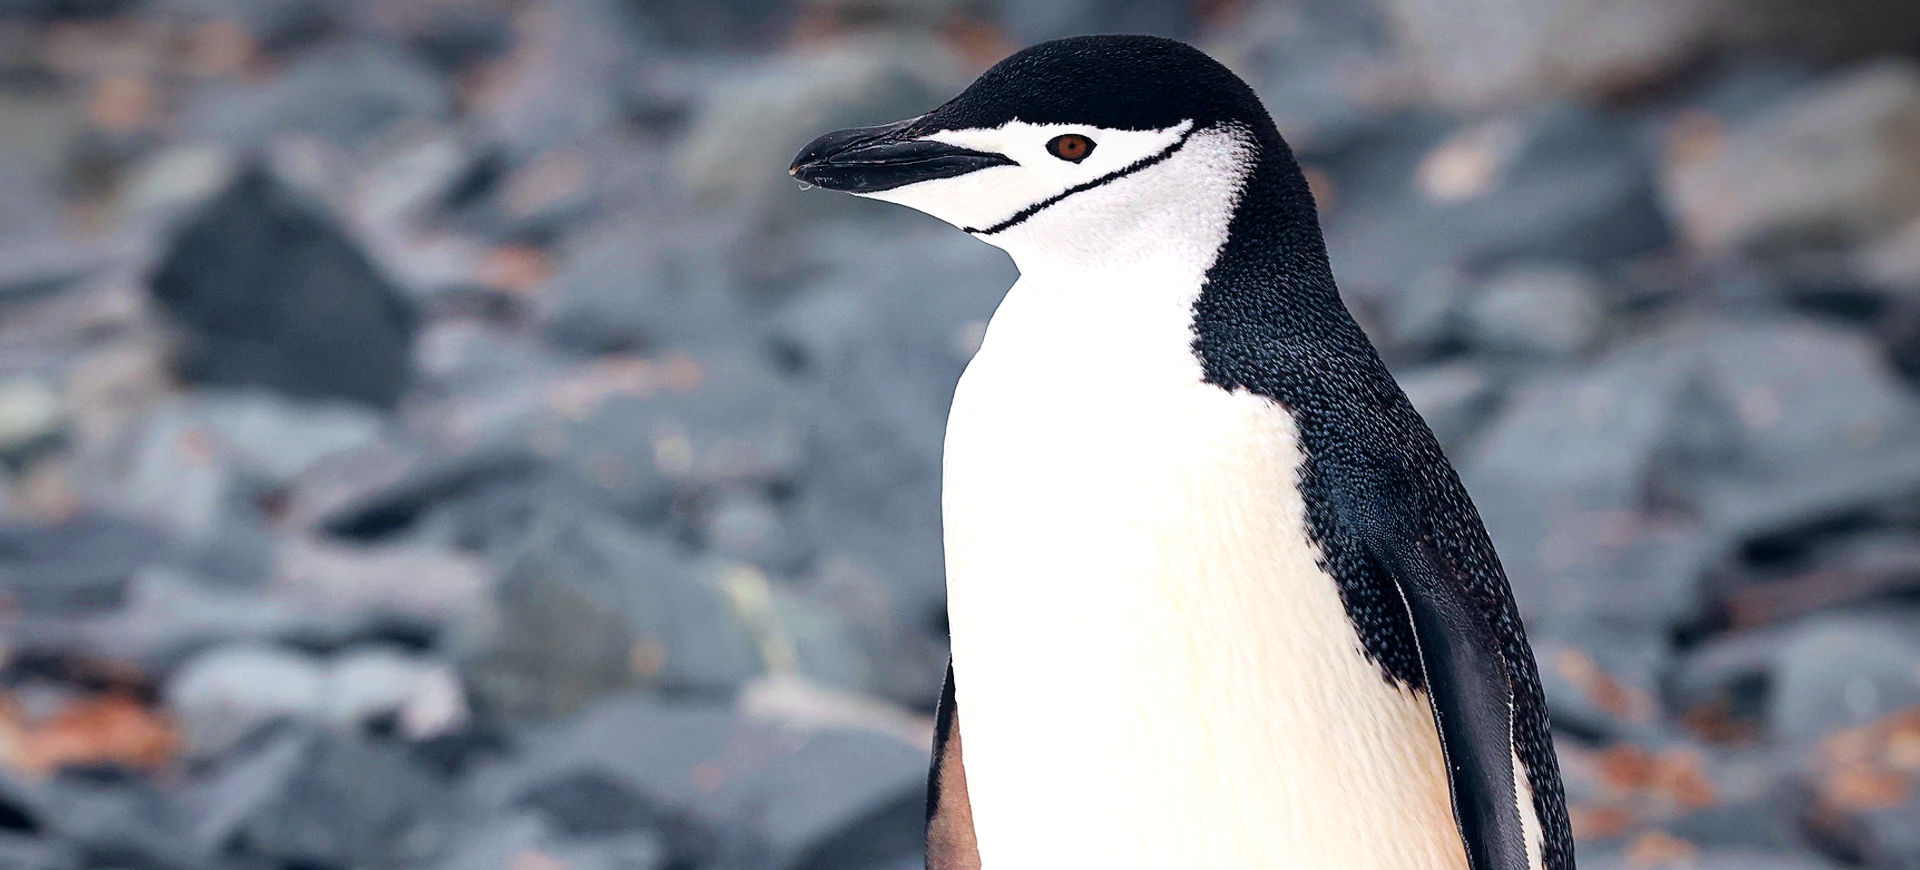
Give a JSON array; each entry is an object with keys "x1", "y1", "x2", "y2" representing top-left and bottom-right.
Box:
[{"x1": 927, "y1": 664, "x2": 980, "y2": 870}]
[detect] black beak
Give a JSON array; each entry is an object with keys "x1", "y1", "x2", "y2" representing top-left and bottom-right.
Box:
[{"x1": 789, "y1": 117, "x2": 1015, "y2": 194}]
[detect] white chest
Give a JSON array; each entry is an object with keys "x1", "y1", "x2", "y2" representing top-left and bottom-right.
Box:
[{"x1": 939, "y1": 276, "x2": 1468, "y2": 869}]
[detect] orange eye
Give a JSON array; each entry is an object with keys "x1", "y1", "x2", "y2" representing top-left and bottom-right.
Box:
[{"x1": 1046, "y1": 134, "x2": 1095, "y2": 163}]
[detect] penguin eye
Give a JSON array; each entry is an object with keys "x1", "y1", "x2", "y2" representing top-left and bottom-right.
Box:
[{"x1": 1046, "y1": 134, "x2": 1095, "y2": 163}]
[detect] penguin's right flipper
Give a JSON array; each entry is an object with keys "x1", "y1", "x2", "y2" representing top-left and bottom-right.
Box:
[
  {"x1": 1347, "y1": 489, "x2": 1531, "y2": 870},
  {"x1": 926, "y1": 660, "x2": 980, "y2": 870}
]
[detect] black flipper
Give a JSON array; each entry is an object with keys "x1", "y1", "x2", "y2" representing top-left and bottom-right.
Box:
[
  {"x1": 926, "y1": 660, "x2": 979, "y2": 870},
  {"x1": 1348, "y1": 489, "x2": 1530, "y2": 870}
]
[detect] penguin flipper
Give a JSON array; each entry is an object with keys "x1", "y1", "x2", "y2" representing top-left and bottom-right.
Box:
[
  {"x1": 1353, "y1": 506, "x2": 1531, "y2": 870},
  {"x1": 926, "y1": 660, "x2": 980, "y2": 870}
]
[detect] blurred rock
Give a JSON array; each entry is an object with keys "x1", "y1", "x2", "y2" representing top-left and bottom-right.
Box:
[
  {"x1": 0, "y1": 511, "x2": 168, "y2": 616},
  {"x1": 179, "y1": 38, "x2": 451, "y2": 149},
  {"x1": 167, "y1": 644, "x2": 327, "y2": 759},
  {"x1": 995, "y1": 0, "x2": 1195, "y2": 46},
  {"x1": 433, "y1": 812, "x2": 670, "y2": 870},
  {"x1": 323, "y1": 648, "x2": 467, "y2": 738},
  {"x1": 150, "y1": 167, "x2": 417, "y2": 409},
  {"x1": 1469, "y1": 315, "x2": 1920, "y2": 641},
  {"x1": 679, "y1": 36, "x2": 965, "y2": 230},
  {"x1": 1387, "y1": 0, "x2": 1920, "y2": 109},
  {"x1": 1461, "y1": 263, "x2": 1611, "y2": 357},
  {"x1": 1663, "y1": 60, "x2": 1920, "y2": 254},
  {"x1": 1383, "y1": 0, "x2": 1720, "y2": 107},
  {"x1": 1209, "y1": 0, "x2": 1406, "y2": 155},
  {"x1": 1325, "y1": 105, "x2": 1670, "y2": 299},
  {"x1": 0, "y1": 375, "x2": 63, "y2": 463},
  {"x1": 541, "y1": 217, "x2": 747, "y2": 355},
  {"x1": 269, "y1": 536, "x2": 494, "y2": 639},
  {"x1": 461, "y1": 509, "x2": 762, "y2": 717},
  {"x1": 188, "y1": 725, "x2": 461, "y2": 868},
  {"x1": 37, "y1": 771, "x2": 203, "y2": 870},
  {"x1": 1769, "y1": 615, "x2": 1920, "y2": 743},
  {"x1": 477, "y1": 693, "x2": 928, "y2": 870}
]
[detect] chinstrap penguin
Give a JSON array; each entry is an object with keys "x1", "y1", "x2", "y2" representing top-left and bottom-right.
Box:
[{"x1": 791, "y1": 35, "x2": 1573, "y2": 870}]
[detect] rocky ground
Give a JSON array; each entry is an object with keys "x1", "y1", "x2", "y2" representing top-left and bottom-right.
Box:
[{"x1": 0, "y1": 0, "x2": 1917, "y2": 868}]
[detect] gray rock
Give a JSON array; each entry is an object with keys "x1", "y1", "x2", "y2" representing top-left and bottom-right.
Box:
[
  {"x1": 1383, "y1": 0, "x2": 1720, "y2": 107},
  {"x1": 150, "y1": 165, "x2": 416, "y2": 409},
  {"x1": 179, "y1": 37, "x2": 451, "y2": 149},
  {"x1": 167, "y1": 643, "x2": 328, "y2": 759},
  {"x1": 1769, "y1": 615, "x2": 1920, "y2": 743},
  {"x1": 995, "y1": 0, "x2": 1195, "y2": 45},
  {"x1": 0, "y1": 511, "x2": 169, "y2": 616},
  {"x1": 1466, "y1": 315, "x2": 1920, "y2": 639},
  {"x1": 433, "y1": 813, "x2": 670, "y2": 870},
  {"x1": 38, "y1": 772, "x2": 205, "y2": 870},
  {"x1": 268, "y1": 536, "x2": 495, "y2": 642},
  {"x1": 71, "y1": 566, "x2": 305, "y2": 669},
  {"x1": 1205, "y1": 2, "x2": 1407, "y2": 165},
  {"x1": 542, "y1": 217, "x2": 750, "y2": 355},
  {"x1": 188, "y1": 725, "x2": 462, "y2": 869},
  {"x1": 1325, "y1": 105, "x2": 1670, "y2": 300},
  {"x1": 475, "y1": 693, "x2": 928, "y2": 870},
  {"x1": 679, "y1": 35, "x2": 966, "y2": 231},
  {"x1": 1461, "y1": 263, "x2": 1611, "y2": 357},
  {"x1": 0, "y1": 376, "x2": 61, "y2": 460},
  {"x1": 1531, "y1": 629, "x2": 1666, "y2": 742},
  {"x1": 323, "y1": 648, "x2": 467, "y2": 738},
  {"x1": 1663, "y1": 59, "x2": 1920, "y2": 253},
  {"x1": 0, "y1": 836, "x2": 70, "y2": 870},
  {"x1": 461, "y1": 509, "x2": 763, "y2": 717},
  {"x1": 469, "y1": 0, "x2": 656, "y2": 157},
  {"x1": 1462, "y1": 333, "x2": 1709, "y2": 635}
]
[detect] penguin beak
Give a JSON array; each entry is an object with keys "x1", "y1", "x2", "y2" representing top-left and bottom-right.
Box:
[{"x1": 790, "y1": 117, "x2": 1015, "y2": 194}]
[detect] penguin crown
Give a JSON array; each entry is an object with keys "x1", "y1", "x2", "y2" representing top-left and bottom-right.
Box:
[{"x1": 791, "y1": 36, "x2": 1292, "y2": 257}]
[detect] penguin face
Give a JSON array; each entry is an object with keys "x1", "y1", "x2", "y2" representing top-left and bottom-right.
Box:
[{"x1": 791, "y1": 36, "x2": 1277, "y2": 248}]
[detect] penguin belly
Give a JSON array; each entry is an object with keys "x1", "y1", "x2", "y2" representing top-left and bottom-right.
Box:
[{"x1": 941, "y1": 284, "x2": 1471, "y2": 870}]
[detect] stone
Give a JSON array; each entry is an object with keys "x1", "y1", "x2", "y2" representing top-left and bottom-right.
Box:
[
  {"x1": 541, "y1": 217, "x2": 748, "y2": 356},
  {"x1": 474, "y1": 693, "x2": 928, "y2": 870},
  {"x1": 187, "y1": 725, "x2": 461, "y2": 869},
  {"x1": 1324, "y1": 105, "x2": 1670, "y2": 300},
  {"x1": 268, "y1": 536, "x2": 495, "y2": 642},
  {"x1": 0, "y1": 376, "x2": 62, "y2": 461},
  {"x1": 678, "y1": 35, "x2": 966, "y2": 231},
  {"x1": 149, "y1": 165, "x2": 417, "y2": 409},
  {"x1": 178, "y1": 37, "x2": 451, "y2": 149},
  {"x1": 1460, "y1": 263, "x2": 1611, "y2": 357},
  {"x1": 71, "y1": 566, "x2": 303, "y2": 670},
  {"x1": 460, "y1": 509, "x2": 763, "y2": 718},
  {"x1": 432, "y1": 813, "x2": 669, "y2": 870},
  {"x1": 37, "y1": 771, "x2": 206, "y2": 870},
  {"x1": 322, "y1": 648, "x2": 467, "y2": 738},
  {"x1": 1768, "y1": 615, "x2": 1920, "y2": 743},
  {"x1": 0, "y1": 511, "x2": 169, "y2": 616},
  {"x1": 1465, "y1": 315, "x2": 1920, "y2": 640},
  {"x1": 1662, "y1": 59, "x2": 1920, "y2": 254},
  {"x1": 996, "y1": 0, "x2": 1196, "y2": 46},
  {"x1": 1382, "y1": 0, "x2": 1720, "y2": 107},
  {"x1": 166, "y1": 643, "x2": 328, "y2": 759}
]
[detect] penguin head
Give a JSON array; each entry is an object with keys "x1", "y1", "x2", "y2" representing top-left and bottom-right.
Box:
[{"x1": 791, "y1": 36, "x2": 1298, "y2": 263}]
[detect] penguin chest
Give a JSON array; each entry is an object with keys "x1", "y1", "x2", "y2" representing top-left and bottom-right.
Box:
[{"x1": 941, "y1": 299, "x2": 1468, "y2": 869}]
